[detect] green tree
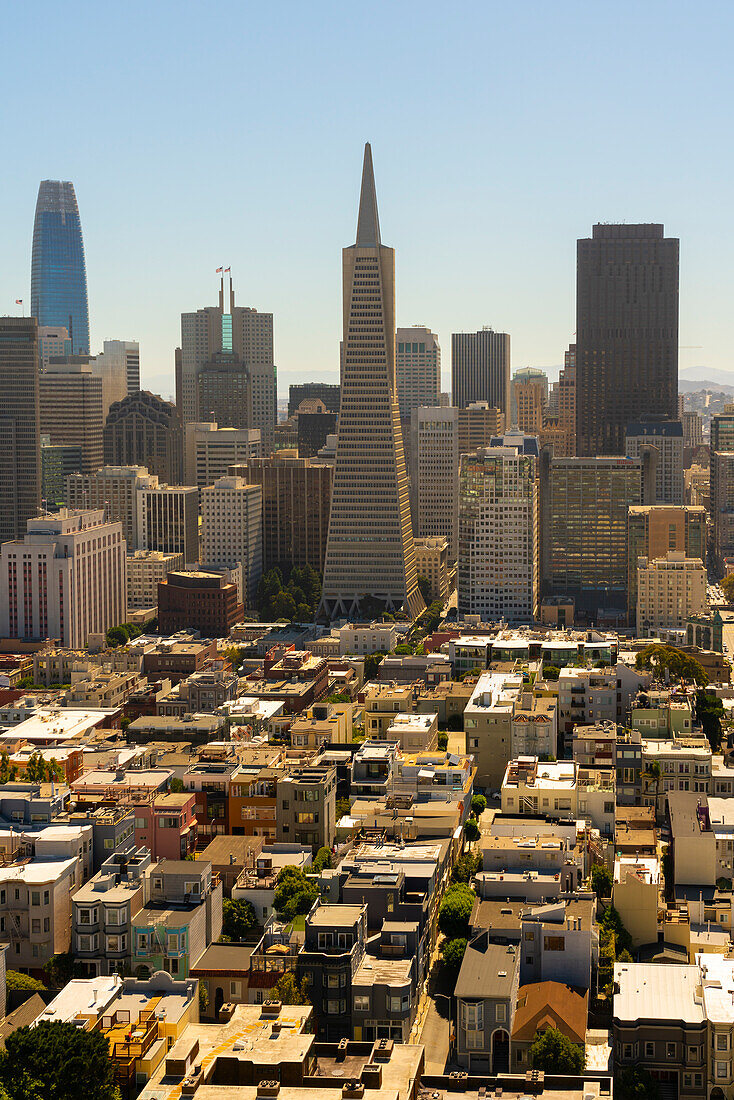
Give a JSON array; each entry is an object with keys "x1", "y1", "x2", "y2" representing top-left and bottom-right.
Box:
[
  {"x1": 470, "y1": 794, "x2": 487, "y2": 818},
  {"x1": 222, "y1": 898, "x2": 258, "y2": 940},
  {"x1": 1, "y1": 1021, "x2": 117, "y2": 1100},
  {"x1": 273, "y1": 971, "x2": 311, "y2": 1005},
  {"x1": 5, "y1": 972, "x2": 46, "y2": 993},
  {"x1": 617, "y1": 1066, "x2": 661, "y2": 1100},
  {"x1": 590, "y1": 864, "x2": 613, "y2": 898},
  {"x1": 600, "y1": 904, "x2": 633, "y2": 955},
  {"x1": 417, "y1": 576, "x2": 432, "y2": 604},
  {"x1": 451, "y1": 852, "x2": 481, "y2": 884},
  {"x1": 696, "y1": 689, "x2": 725, "y2": 751},
  {"x1": 438, "y1": 883, "x2": 475, "y2": 940},
  {"x1": 634, "y1": 644, "x2": 708, "y2": 686},
  {"x1": 312, "y1": 846, "x2": 332, "y2": 874},
  {"x1": 199, "y1": 983, "x2": 210, "y2": 1016},
  {"x1": 43, "y1": 952, "x2": 79, "y2": 989},
  {"x1": 105, "y1": 625, "x2": 130, "y2": 648},
  {"x1": 169, "y1": 777, "x2": 185, "y2": 793},
  {"x1": 363, "y1": 653, "x2": 385, "y2": 681},
  {"x1": 529, "y1": 1026, "x2": 585, "y2": 1074},
  {"x1": 542, "y1": 665, "x2": 561, "y2": 681},
  {"x1": 437, "y1": 732, "x2": 449, "y2": 750},
  {"x1": 722, "y1": 574, "x2": 734, "y2": 604},
  {"x1": 464, "y1": 818, "x2": 480, "y2": 842},
  {"x1": 335, "y1": 797, "x2": 352, "y2": 821},
  {"x1": 642, "y1": 759, "x2": 662, "y2": 816},
  {"x1": 273, "y1": 866, "x2": 318, "y2": 921},
  {"x1": 272, "y1": 590, "x2": 297, "y2": 621},
  {"x1": 440, "y1": 937, "x2": 467, "y2": 974}
]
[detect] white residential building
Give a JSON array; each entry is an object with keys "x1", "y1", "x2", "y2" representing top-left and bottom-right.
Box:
[
  {"x1": 0, "y1": 509, "x2": 126, "y2": 649},
  {"x1": 464, "y1": 672, "x2": 557, "y2": 790},
  {"x1": 636, "y1": 551, "x2": 707, "y2": 637},
  {"x1": 127, "y1": 550, "x2": 184, "y2": 611},
  {"x1": 458, "y1": 439, "x2": 538, "y2": 624},
  {"x1": 200, "y1": 476, "x2": 262, "y2": 609},
  {"x1": 183, "y1": 422, "x2": 261, "y2": 488},
  {"x1": 338, "y1": 623, "x2": 397, "y2": 655},
  {"x1": 410, "y1": 406, "x2": 459, "y2": 559}
]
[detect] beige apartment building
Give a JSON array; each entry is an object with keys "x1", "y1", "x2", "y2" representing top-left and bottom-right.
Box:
[
  {"x1": 183, "y1": 422, "x2": 261, "y2": 488},
  {"x1": 67, "y1": 466, "x2": 159, "y2": 547},
  {"x1": 363, "y1": 683, "x2": 414, "y2": 739},
  {"x1": 127, "y1": 549, "x2": 184, "y2": 611},
  {"x1": 413, "y1": 536, "x2": 450, "y2": 602},
  {"x1": 627, "y1": 504, "x2": 706, "y2": 619},
  {"x1": 200, "y1": 476, "x2": 262, "y2": 609},
  {"x1": 410, "y1": 407, "x2": 460, "y2": 560},
  {"x1": 636, "y1": 552, "x2": 707, "y2": 637}
]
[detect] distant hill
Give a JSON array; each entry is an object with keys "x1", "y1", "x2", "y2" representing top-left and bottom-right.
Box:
[{"x1": 679, "y1": 378, "x2": 734, "y2": 394}]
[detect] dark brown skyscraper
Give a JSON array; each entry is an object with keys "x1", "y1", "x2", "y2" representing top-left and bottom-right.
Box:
[
  {"x1": 576, "y1": 224, "x2": 679, "y2": 456},
  {"x1": 0, "y1": 317, "x2": 41, "y2": 542}
]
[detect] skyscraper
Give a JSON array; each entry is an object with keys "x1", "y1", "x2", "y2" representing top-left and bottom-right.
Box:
[
  {"x1": 40, "y1": 359, "x2": 104, "y2": 475},
  {"x1": 320, "y1": 145, "x2": 423, "y2": 619},
  {"x1": 179, "y1": 274, "x2": 276, "y2": 440},
  {"x1": 575, "y1": 224, "x2": 679, "y2": 456},
  {"x1": 104, "y1": 391, "x2": 183, "y2": 485},
  {"x1": 410, "y1": 406, "x2": 459, "y2": 560},
  {"x1": 625, "y1": 418, "x2": 684, "y2": 505},
  {"x1": 396, "y1": 326, "x2": 441, "y2": 421},
  {"x1": 31, "y1": 181, "x2": 90, "y2": 355},
  {"x1": 0, "y1": 317, "x2": 41, "y2": 543},
  {"x1": 451, "y1": 327, "x2": 511, "y2": 422},
  {"x1": 94, "y1": 340, "x2": 140, "y2": 410},
  {"x1": 511, "y1": 369, "x2": 547, "y2": 434}
]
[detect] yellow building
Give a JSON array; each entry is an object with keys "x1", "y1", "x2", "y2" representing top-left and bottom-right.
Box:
[{"x1": 613, "y1": 856, "x2": 660, "y2": 948}]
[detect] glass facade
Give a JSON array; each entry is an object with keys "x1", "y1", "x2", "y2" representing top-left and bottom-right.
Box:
[{"x1": 31, "y1": 180, "x2": 90, "y2": 354}]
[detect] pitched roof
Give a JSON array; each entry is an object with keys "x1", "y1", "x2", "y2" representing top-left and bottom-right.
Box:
[{"x1": 512, "y1": 981, "x2": 588, "y2": 1044}]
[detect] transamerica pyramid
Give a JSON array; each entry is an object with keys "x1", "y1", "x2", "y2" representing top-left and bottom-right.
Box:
[{"x1": 319, "y1": 145, "x2": 425, "y2": 620}]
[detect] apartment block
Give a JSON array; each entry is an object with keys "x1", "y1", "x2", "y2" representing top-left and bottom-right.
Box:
[
  {"x1": 127, "y1": 549, "x2": 184, "y2": 611},
  {"x1": 636, "y1": 552, "x2": 707, "y2": 637},
  {"x1": 200, "y1": 476, "x2": 262, "y2": 608},
  {"x1": 276, "y1": 765, "x2": 336, "y2": 851}
]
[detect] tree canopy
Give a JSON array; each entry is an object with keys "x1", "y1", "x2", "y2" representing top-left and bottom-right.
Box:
[
  {"x1": 273, "y1": 971, "x2": 311, "y2": 1005},
  {"x1": 273, "y1": 866, "x2": 318, "y2": 921},
  {"x1": 634, "y1": 644, "x2": 708, "y2": 686},
  {"x1": 0, "y1": 1021, "x2": 117, "y2": 1100},
  {"x1": 438, "y1": 883, "x2": 474, "y2": 940},
  {"x1": 312, "y1": 846, "x2": 332, "y2": 874},
  {"x1": 257, "y1": 565, "x2": 321, "y2": 623},
  {"x1": 440, "y1": 937, "x2": 468, "y2": 974},
  {"x1": 696, "y1": 689, "x2": 725, "y2": 751},
  {"x1": 222, "y1": 897, "x2": 258, "y2": 940},
  {"x1": 529, "y1": 1027, "x2": 585, "y2": 1074}
]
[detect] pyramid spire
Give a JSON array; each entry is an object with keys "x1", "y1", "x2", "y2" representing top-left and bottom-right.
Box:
[{"x1": 356, "y1": 143, "x2": 381, "y2": 247}]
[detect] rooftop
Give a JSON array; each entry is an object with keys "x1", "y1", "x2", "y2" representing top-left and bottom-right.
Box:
[{"x1": 614, "y1": 962, "x2": 704, "y2": 1024}]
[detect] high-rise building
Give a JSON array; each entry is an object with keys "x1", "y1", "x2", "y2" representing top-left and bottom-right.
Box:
[
  {"x1": 712, "y1": 451, "x2": 734, "y2": 570},
  {"x1": 66, "y1": 465, "x2": 159, "y2": 547},
  {"x1": 157, "y1": 570, "x2": 243, "y2": 638},
  {"x1": 41, "y1": 436, "x2": 80, "y2": 505},
  {"x1": 295, "y1": 401, "x2": 337, "y2": 459},
  {"x1": 200, "y1": 476, "x2": 263, "y2": 608},
  {"x1": 451, "y1": 328, "x2": 511, "y2": 422},
  {"x1": 410, "y1": 406, "x2": 459, "y2": 560},
  {"x1": 0, "y1": 317, "x2": 41, "y2": 543},
  {"x1": 93, "y1": 340, "x2": 140, "y2": 413},
  {"x1": 137, "y1": 485, "x2": 199, "y2": 563},
  {"x1": 457, "y1": 402, "x2": 505, "y2": 455},
  {"x1": 625, "y1": 418, "x2": 684, "y2": 505},
  {"x1": 540, "y1": 452, "x2": 654, "y2": 621},
  {"x1": 511, "y1": 369, "x2": 547, "y2": 434},
  {"x1": 179, "y1": 274, "x2": 276, "y2": 440},
  {"x1": 413, "y1": 536, "x2": 450, "y2": 604},
  {"x1": 184, "y1": 422, "x2": 261, "y2": 488},
  {"x1": 320, "y1": 145, "x2": 423, "y2": 619},
  {"x1": 288, "y1": 382, "x2": 341, "y2": 417},
  {"x1": 542, "y1": 344, "x2": 577, "y2": 458},
  {"x1": 229, "y1": 453, "x2": 333, "y2": 573},
  {"x1": 127, "y1": 549, "x2": 184, "y2": 612},
  {"x1": 682, "y1": 409, "x2": 703, "y2": 449},
  {"x1": 458, "y1": 435, "x2": 539, "y2": 624},
  {"x1": 104, "y1": 390, "x2": 183, "y2": 485},
  {"x1": 395, "y1": 326, "x2": 441, "y2": 421},
  {"x1": 0, "y1": 509, "x2": 126, "y2": 648},
  {"x1": 198, "y1": 354, "x2": 251, "y2": 429},
  {"x1": 575, "y1": 224, "x2": 679, "y2": 456},
  {"x1": 39, "y1": 359, "x2": 104, "y2": 476},
  {"x1": 31, "y1": 181, "x2": 90, "y2": 355},
  {"x1": 38, "y1": 326, "x2": 71, "y2": 370},
  {"x1": 627, "y1": 505, "x2": 706, "y2": 620},
  {"x1": 636, "y1": 552, "x2": 707, "y2": 638}
]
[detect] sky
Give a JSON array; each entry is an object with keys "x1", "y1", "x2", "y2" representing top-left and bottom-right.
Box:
[{"x1": 2, "y1": 0, "x2": 734, "y2": 399}]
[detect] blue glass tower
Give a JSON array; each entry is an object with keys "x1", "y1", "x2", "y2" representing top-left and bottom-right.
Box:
[{"x1": 31, "y1": 180, "x2": 90, "y2": 354}]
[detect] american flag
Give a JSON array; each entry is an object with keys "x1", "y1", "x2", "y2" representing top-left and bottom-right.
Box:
[
  {"x1": 15, "y1": 299, "x2": 22, "y2": 305},
  {"x1": 216, "y1": 267, "x2": 223, "y2": 273}
]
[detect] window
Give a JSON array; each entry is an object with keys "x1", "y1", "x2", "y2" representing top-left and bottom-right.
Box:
[
  {"x1": 31, "y1": 919, "x2": 40, "y2": 933},
  {"x1": 717, "y1": 1061, "x2": 728, "y2": 1079},
  {"x1": 105, "y1": 907, "x2": 126, "y2": 926},
  {"x1": 718, "y1": 1034, "x2": 729, "y2": 1051},
  {"x1": 184, "y1": 881, "x2": 200, "y2": 895},
  {"x1": 645, "y1": 1041, "x2": 654, "y2": 1057},
  {"x1": 327, "y1": 974, "x2": 340, "y2": 989},
  {"x1": 622, "y1": 1044, "x2": 633, "y2": 1059},
  {"x1": 524, "y1": 930, "x2": 535, "y2": 941},
  {"x1": 355, "y1": 995, "x2": 370, "y2": 1012},
  {"x1": 318, "y1": 932, "x2": 333, "y2": 949},
  {"x1": 496, "y1": 1003, "x2": 507, "y2": 1022},
  {"x1": 230, "y1": 981, "x2": 241, "y2": 998},
  {"x1": 103, "y1": 839, "x2": 114, "y2": 850},
  {"x1": 543, "y1": 935, "x2": 565, "y2": 952},
  {"x1": 667, "y1": 1042, "x2": 676, "y2": 1058},
  {"x1": 461, "y1": 1002, "x2": 484, "y2": 1029},
  {"x1": 31, "y1": 891, "x2": 40, "y2": 907},
  {"x1": 43, "y1": 890, "x2": 49, "y2": 905},
  {"x1": 135, "y1": 817, "x2": 147, "y2": 830}
]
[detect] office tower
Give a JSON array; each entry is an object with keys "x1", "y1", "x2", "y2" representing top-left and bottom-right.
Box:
[
  {"x1": 457, "y1": 402, "x2": 505, "y2": 455},
  {"x1": 539, "y1": 452, "x2": 655, "y2": 621},
  {"x1": 544, "y1": 344, "x2": 577, "y2": 458},
  {"x1": 0, "y1": 317, "x2": 41, "y2": 543},
  {"x1": 575, "y1": 224, "x2": 679, "y2": 456},
  {"x1": 0, "y1": 509, "x2": 126, "y2": 648},
  {"x1": 410, "y1": 406, "x2": 459, "y2": 559},
  {"x1": 458, "y1": 436, "x2": 539, "y2": 624},
  {"x1": 320, "y1": 145, "x2": 423, "y2": 619},
  {"x1": 94, "y1": 340, "x2": 140, "y2": 414},
  {"x1": 31, "y1": 181, "x2": 90, "y2": 355},
  {"x1": 198, "y1": 353, "x2": 251, "y2": 429},
  {"x1": 395, "y1": 326, "x2": 441, "y2": 421},
  {"x1": 288, "y1": 382, "x2": 341, "y2": 417},
  {"x1": 38, "y1": 326, "x2": 71, "y2": 370},
  {"x1": 295, "y1": 400, "x2": 337, "y2": 459},
  {"x1": 104, "y1": 390, "x2": 183, "y2": 485},
  {"x1": 157, "y1": 570, "x2": 243, "y2": 638},
  {"x1": 66, "y1": 465, "x2": 158, "y2": 546},
  {"x1": 137, "y1": 485, "x2": 199, "y2": 563},
  {"x1": 41, "y1": 436, "x2": 82, "y2": 505},
  {"x1": 200, "y1": 476, "x2": 263, "y2": 608},
  {"x1": 184, "y1": 422, "x2": 261, "y2": 488},
  {"x1": 627, "y1": 505, "x2": 706, "y2": 620},
  {"x1": 712, "y1": 452, "x2": 734, "y2": 570},
  {"x1": 451, "y1": 327, "x2": 511, "y2": 422},
  {"x1": 625, "y1": 418, "x2": 684, "y2": 504},
  {"x1": 39, "y1": 359, "x2": 104, "y2": 475},
  {"x1": 636, "y1": 552, "x2": 706, "y2": 638},
  {"x1": 512, "y1": 369, "x2": 547, "y2": 434},
  {"x1": 127, "y1": 549, "x2": 184, "y2": 611},
  {"x1": 180, "y1": 274, "x2": 276, "y2": 440},
  {"x1": 229, "y1": 453, "x2": 333, "y2": 573},
  {"x1": 682, "y1": 410, "x2": 703, "y2": 449}
]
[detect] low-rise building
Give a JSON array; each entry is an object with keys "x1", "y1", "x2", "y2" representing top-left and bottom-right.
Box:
[
  {"x1": 131, "y1": 859, "x2": 222, "y2": 979},
  {"x1": 363, "y1": 683, "x2": 414, "y2": 740},
  {"x1": 339, "y1": 623, "x2": 397, "y2": 655},
  {"x1": 385, "y1": 711, "x2": 439, "y2": 752},
  {"x1": 72, "y1": 844, "x2": 152, "y2": 976},
  {"x1": 455, "y1": 937, "x2": 520, "y2": 1073},
  {"x1": 297, "y1": 902, "x2": 368, "y2": 1041},
  {"x1": 613, "y1": 856, "x2": 661, "y2": 949},
  {"x1": 276, "y1": 765, "x2": 336, "y2": 851},
  {"x1": 0, "y1": 856, "x2": 78, "y2": 972}
]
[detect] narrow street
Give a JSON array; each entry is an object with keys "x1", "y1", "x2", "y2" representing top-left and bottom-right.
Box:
[{"x1": 413, "y1": 961, "x2": 453, "y2": 1074}]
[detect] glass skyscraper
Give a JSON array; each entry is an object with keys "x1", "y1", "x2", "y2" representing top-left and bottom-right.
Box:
[{"x1": 31, "y1": 180, "x2": 90, "y2": 354}]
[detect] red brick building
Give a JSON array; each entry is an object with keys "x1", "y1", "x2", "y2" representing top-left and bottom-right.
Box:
[{"x1": 157, "y1": 571, "x2": 243, "y2": 638}]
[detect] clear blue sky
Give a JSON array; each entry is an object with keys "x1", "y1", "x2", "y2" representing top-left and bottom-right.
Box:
[{"x1": 2, "y1": 0, "x2": 732, "y2": 398}]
